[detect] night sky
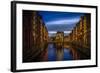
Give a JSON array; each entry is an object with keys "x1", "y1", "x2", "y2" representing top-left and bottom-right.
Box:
[{"x1": 39, "y1": 11, "x2": 84, "y2": 37}]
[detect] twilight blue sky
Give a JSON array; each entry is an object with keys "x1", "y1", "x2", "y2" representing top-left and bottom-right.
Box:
[{"x1": 39, "y1": 11, "x2": 84, "y2": 37}]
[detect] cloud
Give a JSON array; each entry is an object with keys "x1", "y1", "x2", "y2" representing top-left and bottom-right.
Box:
[
  {"x1": 47, "y1": 23, "x2": 75, "y2": 31},
  {"x1": 48, "y1": 31, "x2": 71, "y2": 37},
  {"x1": 46, "y1": 18, "x2": 80, "y2": 25},
  {"x1": 48, "y1": 31, "x2": 71, "y2": 34}
]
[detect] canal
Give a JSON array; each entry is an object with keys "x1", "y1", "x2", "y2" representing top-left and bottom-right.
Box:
[{"x1": 42, "y1": 43, "x2": 73, "y2": 61}]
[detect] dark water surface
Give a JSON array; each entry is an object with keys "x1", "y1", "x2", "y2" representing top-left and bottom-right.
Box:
[{"x1": 47, "y1": 43, "x2": 73, "y2": 61}]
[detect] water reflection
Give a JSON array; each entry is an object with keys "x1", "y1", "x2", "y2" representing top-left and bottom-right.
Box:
[
  {"x1": 48, "y1": 44, "x2": 56, "y2": 61},
  {"x1": 47, "y1": 42, "x2": 73, "y2": 61}
]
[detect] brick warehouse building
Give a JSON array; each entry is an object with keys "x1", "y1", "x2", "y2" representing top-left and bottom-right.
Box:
[{"x1": 23, "y1": 10, "x2": 48, "y2": 62}]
